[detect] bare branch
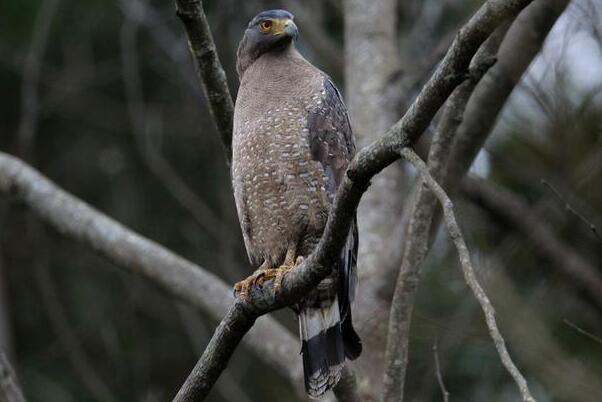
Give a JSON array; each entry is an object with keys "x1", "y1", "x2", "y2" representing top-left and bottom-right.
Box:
[
  {"x1": 462, "y1": 177, "x2": 602, "y2": 310},
  {"x1": 562, "y1": 319, "x2": 602, "y2": 346},
  {"x1": 446, "y1": 0, "x2": 571, "y2": 192},
  {"x1": 382, "y1": 23, "x2": 508, "y2": 401},
  {"x1": 433, "y1": 341, "x2": 450, "y2": 402},
  {"x1": 172, "y1": 1, "x2": 535, "y2": 400},
  {"x1": 0, "y1": 152, "x2": 302, "y2": 392},
  {"x1": 541, "y1": 179, "x2": 601, "y2": 241},
  {"x1": 174, "y1": 0, "x2": 235, "y2": 165},
  {"x1": 0, "y1": 352, "x2": 26, "y2": 402},
  {"x1": 400, "y1": 148, "x2": 535, "y2": 402}
]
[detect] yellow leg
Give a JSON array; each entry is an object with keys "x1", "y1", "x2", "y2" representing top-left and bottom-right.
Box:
[
  {"x1": 233, "y1": 247, "x2": 305, "y2": 298},
  {"x1": 234, "y1": 260, "x2": 279, "y2": 299},
  {"x1": 273, "y1": 247, "x2": 304, "y2": 291}
]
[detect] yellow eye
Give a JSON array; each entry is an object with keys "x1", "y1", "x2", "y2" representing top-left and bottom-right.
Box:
[{"x1": 259, "y1": 20, "x2": 272, "y2": 32}]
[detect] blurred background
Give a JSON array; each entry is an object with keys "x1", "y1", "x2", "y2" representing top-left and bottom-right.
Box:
[{"x1": 0, "y1": 0, "x2": 601, "y2": 401}]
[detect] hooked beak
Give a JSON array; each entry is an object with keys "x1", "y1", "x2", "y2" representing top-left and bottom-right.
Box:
[{"x1": 273, "y1": 19, "x2": 298, "y2": 40}]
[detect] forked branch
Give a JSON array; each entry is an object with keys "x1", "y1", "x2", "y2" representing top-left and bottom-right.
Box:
[
  {"x1": 172, "y1": 0, "x2": 535, "y2": 400},
  {"x1": 400, "y1": 148, "x2": 535, "y2": 402}
]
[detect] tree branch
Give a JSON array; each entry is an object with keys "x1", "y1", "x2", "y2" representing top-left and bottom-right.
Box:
[
  {"x1": 433, "y1": 341, "x2": 450, "y2": 402},
  {"x1": 0, "y1": 152, "x2": 302, "y2": 393},
  {"x1": 383, "y1": 22, "x2": 507, "y2": 401},
  {"x1": 174, "y1": 0, "x2": 234, "y2": 165},
  {"x1": 446, "y1": 0, "x2": 571, "y2": 191},
  {"x1": 541, "y1": 179, "x2": 601, "y2": 241},
  {"x1": 172, "y1": 1, "x2": 535, "y2": 400},
  {"x1": 382, "y1": 2, "x2": 570, "y2": 396},
  {"x1": 400, "y1": 148, "x2": 535, "y2": 402}
]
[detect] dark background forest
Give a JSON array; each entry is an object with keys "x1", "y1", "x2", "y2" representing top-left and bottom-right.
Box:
[{"x1": 0, "y1": 0, "x2": 601, "y2": 401}]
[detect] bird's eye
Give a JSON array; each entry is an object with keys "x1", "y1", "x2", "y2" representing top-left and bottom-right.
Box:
[{"x1": 259, "y1": 20, "x2": 272, "y2": 32}]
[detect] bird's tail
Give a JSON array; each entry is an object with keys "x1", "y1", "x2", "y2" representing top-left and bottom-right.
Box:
[{"x1": 299, "y1": 296, "x2": 361, "y2": 398}]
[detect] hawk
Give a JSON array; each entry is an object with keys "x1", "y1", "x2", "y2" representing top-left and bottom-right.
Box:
[{"x1": 232, "y1": 9, "x2": 361, "y2": 398}]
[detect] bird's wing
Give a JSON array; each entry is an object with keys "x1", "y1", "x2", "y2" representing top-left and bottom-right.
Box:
[{"x1": 307, "y1": 77, "x2": 358, "y2": 319}]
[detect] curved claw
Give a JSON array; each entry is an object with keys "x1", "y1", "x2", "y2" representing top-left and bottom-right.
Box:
[
  {"x1": 234, "y1": 256, "x2": 305, "y2": 298},
  {"x1": 234, "y1": 268, "x2": 279, "y2": 299}
]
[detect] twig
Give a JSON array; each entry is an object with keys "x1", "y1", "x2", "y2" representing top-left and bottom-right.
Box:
[
  {"x1": 562, "y1": 319, "x2": 602, "y2": 346},
  {"x1": 0, "y1": 351, "x2": 26, "y2": 402},
  {"x1": 541, "y1": 179, "x2": 601, "y2": 241},
  {"x1": 400, "y1": 147, "x2": 536, "y2": 402},
  {"x1": 172, "y1": 1, "x2": 535, "y2": 400},
  {"x1": 174, "y1": 0, "x2": 234, "y2": 165},
  {"x1": 433, "y1": 340, "x2": 450, "y2": 402}
]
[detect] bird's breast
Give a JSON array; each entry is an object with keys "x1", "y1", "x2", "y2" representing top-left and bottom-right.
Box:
[{"x1": 232, "y1": 98, "x2": 330, "y2": 260}]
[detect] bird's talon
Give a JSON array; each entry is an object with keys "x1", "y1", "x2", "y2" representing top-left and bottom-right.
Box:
[{"x1": 274, "y1": 264, "x2": 296, "y2": 291}]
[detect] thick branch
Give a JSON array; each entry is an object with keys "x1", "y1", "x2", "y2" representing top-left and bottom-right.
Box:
[
  {"x1": 172, "y1": 1, "x2": 535, "y2": 400},
  {"x1": 382, "y1": 23, "x2": 507, "y2": 402},
  {"x1": 462, "y1": 177, "x2": 602, "y2": 309},
  {"x1": 446, "y1": 0, "x2": 570, "y2": 191},
  {"x1": 175, "y1": 0, "x2": 234, "y2": 164},
  {"x1": 400, "y1": 148, "x2": 535, "y2": 402},
  {"x1": 383, "y1": 2, "x2": 569, "y2": 396},
  {"x1": 0, "y1": 152, "x2": 302, "y2": 390}
]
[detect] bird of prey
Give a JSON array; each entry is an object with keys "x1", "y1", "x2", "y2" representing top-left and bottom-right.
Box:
[{"x1": 232, "y1": 9, "x2": 362, "y2": 398}]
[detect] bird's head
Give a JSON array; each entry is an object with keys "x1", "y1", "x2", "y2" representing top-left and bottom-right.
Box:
[{"x1": 236, "y1": 9, "x2": 299, "y2": 77}]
